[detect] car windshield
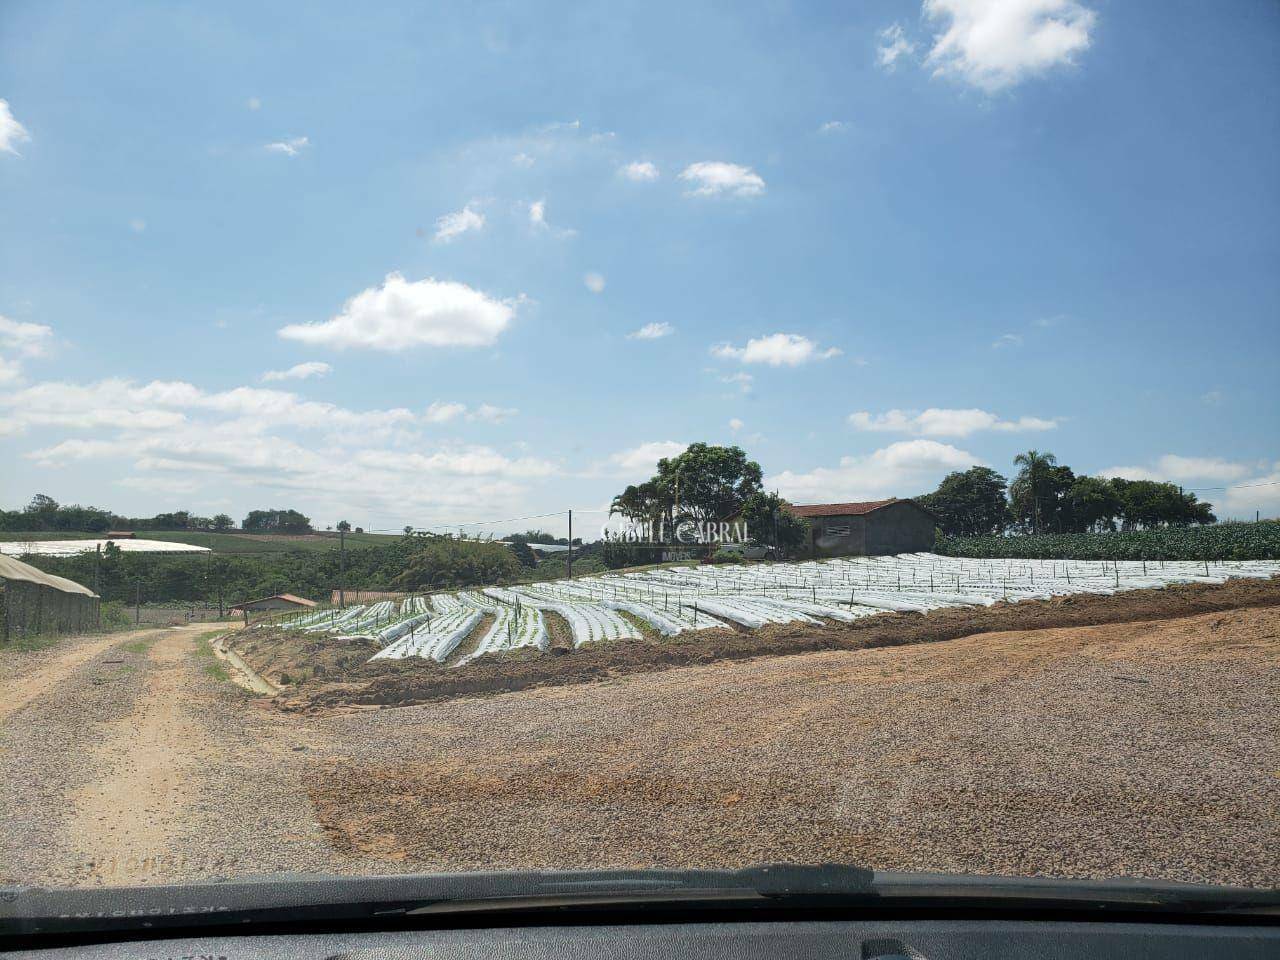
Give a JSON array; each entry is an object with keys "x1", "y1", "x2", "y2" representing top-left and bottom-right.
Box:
[{"x1": 1, "y1": 0, "x2": 1278, "y2": 911}]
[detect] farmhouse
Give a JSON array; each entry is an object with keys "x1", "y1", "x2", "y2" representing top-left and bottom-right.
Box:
[
  {"x1": 230, "y1": 593, "x2": 317, "y2": 615},
  {"x1": 791, "y1": 499, "x2": 936, "y2": 558}
]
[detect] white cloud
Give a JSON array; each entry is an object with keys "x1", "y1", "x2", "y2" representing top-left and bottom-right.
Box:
[
  {"x1": 584, "y1": 272, "x2": 606, "y2": 294},
  {"x1": 0, "y1": 99, "x2": 31, "y2": 155},
  {"x1": 772, "y1": 440, "x2": 980, "y2": 503},
  {"x1": 877, "y1": 23, "x2": 918, "y2": 70},
  {"x1": 1222, "y1": 464, "x2": 1280, "y2": 518},
  {"x1": 1201, "y1": 390, "x2": 1223, "y2": 406},
  {"x1": 0, "y1": 355, "x2": 23, "y2": 385},
  {"x1": 512, "y1": 152, "x2": 535, "y2": 167},
  {"x1": 728, "y1": 418, "x2": 744, "y2": 432},
  {"x1": 260, "y1": 361, "x2": 332, "y2": 383},
  {"x1": 628, "y1": 321, "x2": 673, "y2": 340},
  {"x1": 424, "y1": 400, "x2": 467, "y2": 424},
  {"x1": 129, "y1": 218, "x2": 147, "y2": 233},
  {"x1": 718, "y1": 371, "x2": 754, "y2": 394},
  {"x1": 0, "y1": 377, "x2": 416, "y2": 439},
  {"x1": 470, "y1": 403, "x2": 517, "y2": 424},
  {"x1": 247, "y1": 96, "x2": 262, "y2": 111},
  {"x1": 608, "y1": 441, "x2": 687, "y2": 476},
  {"x1": 525, "y1": 198, "x2": 575, "y2": 237},
  {"x1": 619, "y1": 160, "x2": 660, "y2": 182},
  {"x1": 264, "y1": 136, "x2": 309, "y2": 156},
  {"x1": 1097, "y1": 455, "x2": 1252, "y2": 485},
  {"x1": 0, "y1": 315, "x2": 53, "y2": 357},
  {"x1": 818, "y1": 120, "x2": 849, "y2": 134},
  {"x1": 711, "y1": 333, "x2": 840, "y2": 366},
  {"x1": 923, "y1": 0, "x2": 1097, "y2": 92},
  {"x1": 678, "y1": 161, "x2": 766, "y2": 198},
  {"x1": 433, "y1": 203, "x2": 485, "y2": 243},
  {"x1": 424, "y1": 400, "x2": 518, "y2": 425},
  {"x1": 278, "y1": 273, "x2": 516, "y2": 351},
  {"x1": 992, "y1": 332, "x2": 1023, "y2": 348},
  {"x1": 849, "y1": 407, "x2": 1058, "y2": 437}
]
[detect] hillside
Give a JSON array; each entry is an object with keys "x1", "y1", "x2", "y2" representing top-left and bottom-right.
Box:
[{"x1": 0, "y1": 529, "x2": 401, "y2": 555}]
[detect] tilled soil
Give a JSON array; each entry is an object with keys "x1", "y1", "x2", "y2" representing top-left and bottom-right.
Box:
[{"x1": 257, "y1": 577, "x2": 1280, "y2": 712}]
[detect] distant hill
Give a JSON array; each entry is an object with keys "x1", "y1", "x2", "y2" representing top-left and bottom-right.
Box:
[{"x1": 0, "y1": 529, "x2": 401, "y2": 555}]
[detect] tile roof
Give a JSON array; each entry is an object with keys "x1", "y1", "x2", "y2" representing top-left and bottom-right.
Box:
[{"x1": 788, "y1": 499, "x2": 901, "y2": 518}]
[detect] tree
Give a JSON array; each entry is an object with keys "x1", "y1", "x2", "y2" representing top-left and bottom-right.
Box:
[
  {"x1": 242, "y1": 508, "x2": 313, "y2": 534},
  {"x1": 393, "y1": 539, "x2": 520, "y2": 590},
  {"x1": 917, "y1": 467, "x2": 1009, "y2": 536},
  {"x1": 656, "y1": 443, "x2": 763, "y2": 523},
  {"x1": 1011, "y1": 451, "x2": 1060, "y2": 534},
  {"x1": 1066, "y1": 476, "x2": 1122, "y2": 532},
  {"x1": 211, "y1": 514, "x2": 234, "y2": 531},
  {"x1": 336, "y1": 519, "x2": 351, "y2": 533},
  {"x1": 1109, "y1": 478, "x2": 1216, "y2": 528},
  {"x1": 507, "y1": 538, "x2": 537, "y2": 567},
  {"x1": 739, "y1": 492, "x2": 809, "y2": 555}
]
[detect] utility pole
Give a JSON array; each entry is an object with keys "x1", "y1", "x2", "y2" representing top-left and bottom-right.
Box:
[
  {"x1": 134, "y1": 581, "x2": 141, "y2": 625},
  {"x1": 338, "y1": 527, "x2": 347, "y2": 608},
  {"x1": 566, "y1": 509, "x2": 573, "y2": 580}
]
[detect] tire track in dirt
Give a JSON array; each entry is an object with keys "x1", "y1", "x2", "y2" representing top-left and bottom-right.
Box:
[{"x1": 61, "y1": 626, "x2": 215, "y2": 884}]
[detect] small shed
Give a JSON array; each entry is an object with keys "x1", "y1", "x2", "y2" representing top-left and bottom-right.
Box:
[
  {"x1": 790, "y1": 498, "x2": 937, "y2": 558},
  {"x1": 229, "y1": 593, "x2": 318, "y2": 615},
  {"x1": 104, "y1": 530, "x2": 137, "y2": 539}
]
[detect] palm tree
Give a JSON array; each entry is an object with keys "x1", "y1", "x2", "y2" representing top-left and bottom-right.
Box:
[{"x1": 1014, "y1": 450, "x2": 1058, "y2": 534}]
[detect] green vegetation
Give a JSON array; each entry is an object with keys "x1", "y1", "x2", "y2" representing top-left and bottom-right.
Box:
[
  {"x1": 918, "y1": 451, "x2": 1219, "y2": 536},
  {"x1": 936, "y1": 520, "x2": 1280, "y2": 561},
  {"x1": 392, "y1": 538, "x2": 521, "y2": 590},
  {"x1": 192, "y1": 633, "x2": 230, "y2": 681},
  {"x1": 605, "y1": 443, "x2": 809, "y2": 560}
]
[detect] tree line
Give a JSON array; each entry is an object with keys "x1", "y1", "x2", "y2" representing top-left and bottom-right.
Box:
[
  {"x1": 916, "y1": 450, "x2": 1217, "y2": 537},
  {"x1": 0, "y1": 495, "x2": 316, "y2": 535}
]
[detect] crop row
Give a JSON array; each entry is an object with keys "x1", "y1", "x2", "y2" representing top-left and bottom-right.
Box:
[{"x1": 935, "y1": 521, "x2": 1280, "y2": 561}]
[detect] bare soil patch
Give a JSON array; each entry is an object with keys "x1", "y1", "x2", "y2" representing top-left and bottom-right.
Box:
[
  {"x1": 446, "y1": 613, "x2": 495, "y2": 664},
  {"x1": 306, "y1": 604, "x2": 1280, "y2": 885},
  {"x1": 262, "y1": 576, "x2": 1280, "y2": 712}
]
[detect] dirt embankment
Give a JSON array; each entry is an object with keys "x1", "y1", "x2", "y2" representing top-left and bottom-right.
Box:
[{"x1": 236, "y1": 576, "x2": 1280, "y2": 712}]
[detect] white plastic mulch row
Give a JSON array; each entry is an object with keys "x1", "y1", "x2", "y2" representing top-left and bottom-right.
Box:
[
  {"x1": 266, "y1": 552, "x2": 1279, "y2": 666},
  {"x1": 456, "y1": 606, "x2": 550, "y2": 665},
  {"x1": 370, "y1": 608, "x2": 483, "y2": 662}
]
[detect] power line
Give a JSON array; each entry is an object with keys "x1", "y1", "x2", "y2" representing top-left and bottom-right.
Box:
[{"x1": 1181, "y1": 480, "x2": 1280, "y2": 492}]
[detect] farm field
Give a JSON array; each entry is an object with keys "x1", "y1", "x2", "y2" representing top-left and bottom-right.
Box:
[
  {"x1": 258, "y1": 552, "x2": 1280, "y2": 671},
  {"x1": 0, "y1": 529, "x2": 401, "y2": 555}
]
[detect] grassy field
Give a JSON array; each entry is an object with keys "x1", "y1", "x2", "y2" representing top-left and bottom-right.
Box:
[{"x1": 0, "y1": 530, "x2": 401, "y2": 554}]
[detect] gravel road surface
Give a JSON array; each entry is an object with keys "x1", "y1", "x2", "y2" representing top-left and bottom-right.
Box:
[{"x1": 1, "y1": 601, "x2": 1276, "y2": 888}]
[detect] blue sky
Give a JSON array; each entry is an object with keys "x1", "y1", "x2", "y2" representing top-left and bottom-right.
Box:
[{"x1": 1, "y1": 0, "x2": 1278, "y2": 535}]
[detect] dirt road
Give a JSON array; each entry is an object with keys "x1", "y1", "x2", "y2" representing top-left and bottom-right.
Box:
[
  {"x1": 1, "y1": 596, "x2": 1277, "y2": 888},
  {"x1": 0, "y1": 624, "x2": 337, "y2": 887}
]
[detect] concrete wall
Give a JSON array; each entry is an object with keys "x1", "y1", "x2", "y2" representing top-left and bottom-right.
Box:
[{"x1": 806, "y1": 501, "x2": 935, "y2": 557}]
